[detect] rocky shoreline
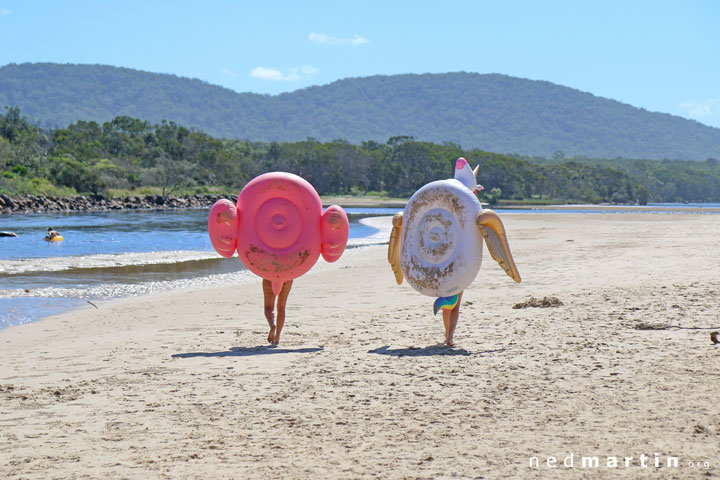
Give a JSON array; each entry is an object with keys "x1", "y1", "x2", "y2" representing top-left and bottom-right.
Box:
[{"x1": 0, "y1": 194, "x2": 236, "y2": 214}]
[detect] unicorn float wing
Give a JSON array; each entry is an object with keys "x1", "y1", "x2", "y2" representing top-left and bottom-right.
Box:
[
  {"x1": 387, "y1": 157, "x2": 520, "y2": 312},
  {"x1": 208, "y1": 172, "x2": 349, "y2": 296},
  {"x1": 476, "y1": 209, "x2": 521, "y2": 283},
  {"x1": 388, "y1": 212, "x2": 404, "y2": 285}
]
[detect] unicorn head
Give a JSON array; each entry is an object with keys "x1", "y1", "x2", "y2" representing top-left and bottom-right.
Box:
[{"x1": 453, "y1": 157, "x2": 483, "y2": 193}]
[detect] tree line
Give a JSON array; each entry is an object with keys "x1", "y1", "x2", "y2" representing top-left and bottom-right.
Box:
[
  {"x1": 4, "y1": 64, "x2": 720, "y2": 161},
  {"x1": 2, "y1": 107, "x2": 719, "y2": 204}
]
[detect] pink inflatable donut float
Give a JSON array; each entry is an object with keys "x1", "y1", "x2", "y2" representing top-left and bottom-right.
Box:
[{"x1": 208, "y1": 172, "x2": 350, "y2": 295}]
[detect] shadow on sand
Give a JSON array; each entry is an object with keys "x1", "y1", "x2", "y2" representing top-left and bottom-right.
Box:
[
  {"x1": 172, "y1": 346, "x2": 324, "y2": 358},
  {"x1": 368, "y1": 345, "x2": 506, "y2": 357}
]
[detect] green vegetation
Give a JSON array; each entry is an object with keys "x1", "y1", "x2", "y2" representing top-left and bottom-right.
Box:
[
  {"x1": 1, "y1": 63, "x2": 719, "y2": 160},
  {"x1": 2, "y1": 108, "x2": 720, "y2": 204}
]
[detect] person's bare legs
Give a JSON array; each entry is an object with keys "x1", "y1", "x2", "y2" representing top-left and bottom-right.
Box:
[
  {"x1": 272, "y1": 280, "x2": 293, "y2": 345},
  {"x1": 442, "y1": 310, "x2": 451, "y2": 343},
  {"x1": 442, "y1": 291, "x2": 463, "y2": 346},
  {"x1": 262, "y1": 280, "x2": 276, "y2": 343}
]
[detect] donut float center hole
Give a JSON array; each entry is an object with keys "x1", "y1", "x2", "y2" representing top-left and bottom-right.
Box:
[
  {"x1": 428, "y1": 226, "x2": 443, "y2": 244},
  {"x1": 256, "y1": 198, "x2": 302, "y2": 250},
  {"x1": 271, "y1": 213, "x2": 287, "y2": 230},
  {"x1": 416, "y1": 208, "x2": 457, "y2": 264}
]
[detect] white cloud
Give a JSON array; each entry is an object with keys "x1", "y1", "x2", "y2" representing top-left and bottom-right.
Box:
[
  {"x1": 680, "y1": 98, "x2": 720, "y2": 118},
  {"x1": 299, "y1": 64, "x2": 319, "y2": 77},
  {"x1": 251, "y1": 67, "x2": 284, "y2": 81},
  {"x1": 309, "y1": 33, "x2": 369, "y2": 46},
  {"x1": 221, "y1": 68, "x2": 240, "y2": 78},
  {"x1": 250, "y1": 65, "x2": 319, "y2": 82},
  {"x1": 0, "y1": 9, "x2": 11, "y2": 15}
]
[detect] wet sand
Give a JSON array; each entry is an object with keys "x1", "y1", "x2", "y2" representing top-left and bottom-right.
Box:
[{"x1": 1, "y1": 213, "x2": 719, "y2": 479}]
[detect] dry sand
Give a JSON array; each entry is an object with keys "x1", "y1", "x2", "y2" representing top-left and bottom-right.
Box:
[{"x1": 1, "y1": 213, "x2": 719, "y2": 479}]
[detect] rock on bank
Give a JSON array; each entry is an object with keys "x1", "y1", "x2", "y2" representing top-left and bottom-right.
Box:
[{"x1": 0, "y1": 194, "x2": 237, "y2": 214}]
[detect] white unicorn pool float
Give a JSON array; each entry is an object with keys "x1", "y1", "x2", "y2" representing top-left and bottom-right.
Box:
[{"x1": 388, "y1": 157, "x2": 521, "y2": 314}]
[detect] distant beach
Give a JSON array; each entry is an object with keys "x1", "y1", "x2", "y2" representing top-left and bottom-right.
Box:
[{"x1": 1, "y1": 212, "x2": 719, "y2": 478}]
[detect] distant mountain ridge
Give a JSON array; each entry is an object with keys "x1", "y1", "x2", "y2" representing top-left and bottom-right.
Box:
[{"x1": 1, "y1": 62, "x2": 718, "y2": 160}]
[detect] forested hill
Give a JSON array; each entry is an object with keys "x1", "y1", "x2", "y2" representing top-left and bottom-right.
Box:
[{"x1": 1, "y1": 62, "x2": 719, "y2": 160}]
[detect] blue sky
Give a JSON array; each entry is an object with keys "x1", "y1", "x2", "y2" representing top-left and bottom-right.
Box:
[{"x1": 1, "y1": 0, "x2": 719, "y2": 128}]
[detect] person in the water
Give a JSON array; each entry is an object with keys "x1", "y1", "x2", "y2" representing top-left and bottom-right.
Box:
[{"x1": 44, "y1": 227, "x2": 61, "y2": 241}]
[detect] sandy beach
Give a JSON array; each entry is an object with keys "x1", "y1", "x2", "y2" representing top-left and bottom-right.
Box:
[{"x1": 1, "y1": 213, "x2": 719, "y2": 479}]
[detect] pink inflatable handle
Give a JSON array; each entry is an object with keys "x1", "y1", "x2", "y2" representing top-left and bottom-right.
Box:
[
  {"x1": 321, "y1": 205, "x2": 349, "y2": 262},
  {"x1": 207, "y1": 172, "x2": 350, "y2": 296},
  {"x1": 208, "y1": 198, "x2": 239, "y2": 258}
]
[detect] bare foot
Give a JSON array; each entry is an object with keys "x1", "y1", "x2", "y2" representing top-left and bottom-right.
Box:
[
  {"x1": 264, "y1": 307, "x2": 275, "y2": 343},
  {"x1": 445, "y1": 338, "x2": 456, "y2": 347}
]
